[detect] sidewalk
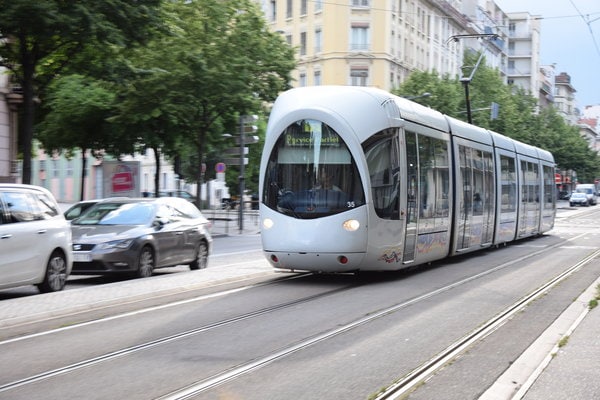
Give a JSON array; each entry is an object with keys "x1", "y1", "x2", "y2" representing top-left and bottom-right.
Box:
[{"x1": 481, "y1": 271, "x2": 600, "y2": 400}]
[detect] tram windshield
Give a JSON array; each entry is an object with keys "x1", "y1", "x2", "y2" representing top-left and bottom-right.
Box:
[{"x1": 262, "y1": 119, "x2": 365, "y2": 219}]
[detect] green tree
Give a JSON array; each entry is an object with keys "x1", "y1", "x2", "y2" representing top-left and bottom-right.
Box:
[
  {"x1": 37, "y1": 75, "x2": 115, "y2": 200},
  {"x1": 392, "y1": 70, "x2": 462, "y2": 116},
  {"x1": 159, "y1": 0, "x2": 295, "y2": 205},
  {"x1": 0, "y1": 0, "x2": 163, "y2": 184}
]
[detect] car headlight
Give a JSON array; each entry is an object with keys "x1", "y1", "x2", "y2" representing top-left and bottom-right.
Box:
[{"x1": 97, "y1": 239, "x2": 134, "y2": 250}]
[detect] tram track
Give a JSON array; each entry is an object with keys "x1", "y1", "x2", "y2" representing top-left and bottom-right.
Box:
[
  {"x1": 153, "y1": 233, "x2": 592, "y2": 400},
  {"x1": 0, "y1": 276, "x2": 356, "y2": 394},
  {"x1": 373, "y1": 246, "x2": 600, "y2": 400},
  {"x1": 0, "y1": 231, "x2": 593, "y2": 399}
]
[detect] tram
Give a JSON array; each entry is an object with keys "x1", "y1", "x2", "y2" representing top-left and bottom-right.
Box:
[{"x1": 259, "y1": 86, "x2": 556, "y2": 273}]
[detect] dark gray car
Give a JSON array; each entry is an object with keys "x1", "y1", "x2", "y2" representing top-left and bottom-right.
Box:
[{"x1": 70, "y1": 197, "x2": 212, "y2": 278}]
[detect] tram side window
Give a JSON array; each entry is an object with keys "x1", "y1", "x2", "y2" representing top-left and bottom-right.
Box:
[
  {"x1": 418, "y1": 135, "x2": 450, "y2": 231},
  {"x1": 500, "y1": 155, "x2": 516, "y2": 212},
  {"x1": 543, "y1": 165, "x2": 555, "y2": 208},
  {"x1": 363, "y1": 129, "x2": 400, "y2": 219},
  {"x1": 521, "y1": 161, "x2": 539, "y2": 204}
]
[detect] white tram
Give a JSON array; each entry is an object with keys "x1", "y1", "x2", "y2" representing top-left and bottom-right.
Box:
[{"x1": 259, "y1": 86, "x2": 556, "y2": 272}]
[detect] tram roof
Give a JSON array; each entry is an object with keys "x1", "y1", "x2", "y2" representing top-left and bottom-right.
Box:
[{"x1": 267, "y1": 86, "x2": 554, "y2": 164}]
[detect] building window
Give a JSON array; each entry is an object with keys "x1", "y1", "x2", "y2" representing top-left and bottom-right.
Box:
[
  {"x1": 350, "y1": 67, "x2": 369, "y2": 86},
  {"x1": 314, "y1": 70, "x2": 321, "y2": 85},
  {"x1": 286, "y1": 0, "x2": 292, "y2": 18},
  {"x1": 299, "y1": 73, "x2": 307, "y2": 87},
  {"x1": 300, "y1": 31, "x2": 307, "y2": 55},
  {"x1": 352, "y1": 0, "x2": 370, "y2": 7},
  {"x1": 285, "y1": 34, "x2": 292, "y2": 45},
  {"x1": 66, "y1": 159, "x2": 74, "y2": 177},
  {"x1": 315, "y1": 28, "x2": 322, "y2": 53},
  {"x1": 350, "y1": 25, "x2": 369, "y2": 51},
  {"x1": 52, "y1": 159, "x2": 59, "y2": 178},
  {"x1": 270, "y1": 0, "x2": 276, "y2": 21},
  {"x1": 301, "y1": 0, "x2": 307, "y2": 15},
  {"x1": 315, "y1": 0, "x2": 323, "y2": 12}
]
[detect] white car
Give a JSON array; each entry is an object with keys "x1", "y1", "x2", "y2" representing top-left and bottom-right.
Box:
[{"x1": 0, "y1": 184, "x2": 73, "y2": 292}]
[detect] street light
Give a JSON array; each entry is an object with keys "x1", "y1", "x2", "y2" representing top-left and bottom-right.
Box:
[{"x1": 448, "y1": 33, "x2": 499, "y2": 124}]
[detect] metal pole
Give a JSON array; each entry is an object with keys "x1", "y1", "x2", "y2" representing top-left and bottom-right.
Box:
[
  {"x1": 462, "y1": 79, "x2": 472, "y2": 124},
  {"x1": 238, "y1": 115, "x2": 245, "y2": 234}
]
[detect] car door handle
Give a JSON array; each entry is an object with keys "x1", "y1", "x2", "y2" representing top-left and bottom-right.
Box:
[
  {"x1": 37, "y1": 229, "x2": 48, "y2": 234},
  {"x1": 1, "y1": 234, "x2": 12, "y2": 239}
]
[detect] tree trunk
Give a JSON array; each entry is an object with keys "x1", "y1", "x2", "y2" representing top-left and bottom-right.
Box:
[
  {"x1": 20, "y1": 41, "x2": 37, "y2": 184},
  {"x1": 79, "y1": 149, "x2": 87, "y2": 201},
  {"x1": 153, "y1": 146, "x2": 160, "y2": 197}
]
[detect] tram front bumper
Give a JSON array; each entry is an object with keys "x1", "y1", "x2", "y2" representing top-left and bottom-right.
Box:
[{"x1": 264, "y1": 250, "x2": 366, "y2": 273}]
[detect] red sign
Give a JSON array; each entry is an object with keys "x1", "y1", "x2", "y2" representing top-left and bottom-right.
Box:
[
  {"x1": 112, "y1": 164, "x2": 134, "y2": 192},
  {"x1": 555, "y1": 173, "x2": 562, "y2": 184},
  {"x1": 215, "y1": 162, "x2": 226, "y2": 173}
]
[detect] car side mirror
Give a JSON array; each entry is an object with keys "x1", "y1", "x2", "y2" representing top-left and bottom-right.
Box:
[{"x1": 153, "y1": 217, "x2": 170, "y2": 229}]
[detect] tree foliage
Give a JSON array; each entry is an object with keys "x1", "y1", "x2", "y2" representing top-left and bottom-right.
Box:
[
  {"x1": 37, "y1": 75, "x2": 115, "y2": 199},
  {"x1": 0, "y1": 0, "x2": 163, "y2": 183},
  {"x1": 152, "y1": 0, "x2": 295, "y2": 203}
]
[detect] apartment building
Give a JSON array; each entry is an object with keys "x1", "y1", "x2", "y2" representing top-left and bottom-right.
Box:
[
  {"x1": 259, "y1": 0, "x2": 503, "y2": 91},
  {"x1": 504, "y1": 11, "x2": 541, "y2": 96},
  {"x1": 554, "y1": 72, "x2": 578, "y2": 125},
  {"x1": 258, "y1": 0, "x2": 540, "y2": 94}
]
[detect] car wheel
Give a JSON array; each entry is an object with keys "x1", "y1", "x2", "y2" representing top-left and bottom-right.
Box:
[
  {"x1": 136, "y1": 246, "x2": 155, "y2": 278},
  {"x1": 570, "y1": 203, "x2": 574, "y2": 207},
  {"x1": 189, "y1": 242, "x2": 209, "y2": 270},
  {"x1": 37, "y1": 250, "x2": 68, "y2": 293}
]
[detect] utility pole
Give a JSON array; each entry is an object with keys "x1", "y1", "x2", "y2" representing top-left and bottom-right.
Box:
[
  {"x1": 237, "y1": 115, "x2": 258, "y2": 233},
  {"x1": 447, "y1": 33, "x2": 499, "y2": 124}
]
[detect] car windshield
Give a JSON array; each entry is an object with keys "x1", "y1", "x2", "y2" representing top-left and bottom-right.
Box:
[{"x1": 72, "y1": 202, "x2": 155, "y2": 225}]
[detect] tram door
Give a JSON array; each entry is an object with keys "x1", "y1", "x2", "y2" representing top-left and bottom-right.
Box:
[
  {"x1": 456, "y1": 145, "x2": 495, "y2": 251},
  {"x1": 402, "y1": 130, "x2": 452, "y2": 263},
  {"x1": 403, "y1": 132, "x2": 418, "y2": 262}
]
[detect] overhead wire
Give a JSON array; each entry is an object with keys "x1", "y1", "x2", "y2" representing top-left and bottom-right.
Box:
[{"x1": 568, "y1": 0, "x2": 600, "y2": 61}]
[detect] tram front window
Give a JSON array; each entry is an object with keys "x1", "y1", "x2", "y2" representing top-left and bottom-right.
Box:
[{"x1": 263, "y1": 119, "x2": 365, "y2": 219}]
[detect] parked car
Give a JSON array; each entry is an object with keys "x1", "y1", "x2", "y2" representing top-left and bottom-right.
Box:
[
  {"x1": 142, "y1": 190, "x2": 198, "y2": 207},
  {"x1": 0, "y1": 184, "x2": 72, "y2": 292},
  {"x1": 569, "y1": 192, "x2": 589, "y2": 207},
  {"x1": 64, "y1": 197, "x2": 129, "y2": 221},
  {"x1": 64, "y1": 199, "x2": 101, "y2": 221},
  {"x1": 70, "y1": 197, "x2": 212, "y2": 278}
]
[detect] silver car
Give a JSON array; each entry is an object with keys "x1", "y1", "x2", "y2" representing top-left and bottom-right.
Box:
[
  {"x1": 0, "y1": 184, "x2": 73, "y2": 292},
  {"x1": 70, "y1": 197, "x2": 212, "y2": 278},
  {"x1": 569, "y1": 192, "x2": 589, "y2": 207}
]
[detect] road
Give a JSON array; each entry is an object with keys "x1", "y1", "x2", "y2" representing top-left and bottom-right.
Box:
[{"x1": 0, "y1": 203, "x2": 599, "y2": 399}]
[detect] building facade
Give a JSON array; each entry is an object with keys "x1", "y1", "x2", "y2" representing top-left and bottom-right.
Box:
[
  {"x1": 259, "y1": 0, "x2": 505, "y2": 91},
  {"x1": 0, "y1": 67, "x2": 21, "y2": 183},
  {"x1": 257, "y1": 1, "x2": 544, "y2": 94},
  {"x1": 504, "y1": 11, "x2": 541, "y2": 96}
]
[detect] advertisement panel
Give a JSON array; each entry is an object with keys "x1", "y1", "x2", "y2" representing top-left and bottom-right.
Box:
[{"x1": 102, "y1": 161, "x2": 141, "y2": 197}]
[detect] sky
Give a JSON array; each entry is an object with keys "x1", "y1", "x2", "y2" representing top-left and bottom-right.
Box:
[{"x1": 494, "y1": 0, "x2": 600, "y2": 110}]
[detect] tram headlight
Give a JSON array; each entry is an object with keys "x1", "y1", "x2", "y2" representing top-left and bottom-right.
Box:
[
  {"x1": 342, "y1": 219, "x2": 360, "y2": 232},
  {"x1": 262, "y1": 218, "x2": 274, "y2": 230}
]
